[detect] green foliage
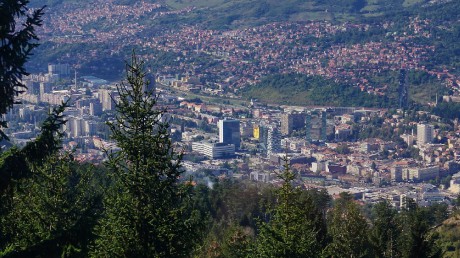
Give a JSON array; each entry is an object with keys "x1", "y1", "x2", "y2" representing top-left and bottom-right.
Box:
[
  {"x1": 256, "y1": 159, "x2": 325, "y2": 257},
  {"x1": 325, "y1": 192, "x2": 369, "y2": 258},
  {"x1": 198, "y1": 225, "x2": 254, "y2": 258},
  {"x1": 319, "y1": 0, "x2": 367, "y2": 13},
  {"x1": 0, "y1": 100, "x2": 103, "y2": 257},
  {"x1": 242, "y1": 73, "x2": 392, "y2": 107},
  {"x1": 161, "y1": 0, "x2": 434, "y2": 28},
  {"x1": 433, "y1": 102, "x2": 460, "y2": 121},
  {"x1": 367, "y1": 200, "x2": 444, "y2": 258},
  {"x1": 398, "y1": 199, "x2": 442, "y2": 258},
  {"x1": 219, "y1": 226, "x2": 254, "y2": 258},
  {"x1": 90, "y1": 53, "x2": 204, "y2": 257},
  {"x1": 436, "y1": 214, "x2": 460, "y2": 258},
  {"x1": 335, "y1": 144, "x2": 351, "y2": 154},
  {"x1": 0, "y1": 102, "x2": 68, "y2": 193},
  {"x1": 2, "y1": 153, "x2": 100, "y2": 257},
  {"x1": 210, "y1": 180, "x2": 274, "y2": 229},
  {"x1": 369, "y1": 201, "x2": 401, "y2": 258},
  {"x1": 418, "y1": 2, "x2": 460, "y2": 72}
]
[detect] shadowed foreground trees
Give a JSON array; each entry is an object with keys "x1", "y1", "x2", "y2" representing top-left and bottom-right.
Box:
[
  {"x1": 325, "y1": 192, "x2": 369, "y2": 258},
  {"x1": 0, "y1": 0, "x2": 45, "y2": 140},
  {"x1": 256, "y1": 161, "x2": 327, "y2": 258},
  {"x1": 195, "y1": 162, "x2": 443, "y2": 258},
  {"x1": 0, "y1": 103, "x2": 102, "y2": 257}
]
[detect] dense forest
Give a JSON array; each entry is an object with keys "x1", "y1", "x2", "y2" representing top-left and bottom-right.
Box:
[{"x1": 242, "y1": 70, "x2": 450, "y2": 109}]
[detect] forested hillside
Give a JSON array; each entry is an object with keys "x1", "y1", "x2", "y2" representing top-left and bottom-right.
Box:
[
  {"x1": 23, "y1": 0, "x2": 459, "y2": 110},
  {"x1": 32, "y1": 0, "x2": 454, "y2": 28}
]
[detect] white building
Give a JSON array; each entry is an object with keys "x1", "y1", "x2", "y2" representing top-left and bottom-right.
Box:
[
  {"x1": 448, "y1": 172, "x2": 460, "y2": 194},
  {"x1": 83, "y1": 120, "x2": 98, "y2": 136},
  {"x1": 192, "y1": 142, "x2": 235, "y2": 159},
  {"x1": 312, "y1": 161, "x2": 327, "y2": 173},
  {"x1": 69, "y1": 117, "x2": 83, "y2": 138},
  {"x1": 402, "y1": 166, "x2": 439, "y2": 182},
  {"x1": 98, "y1": 89, "x2": 117, "y2": 111},
  {"x1": 48, "y1": 63, "x2": 70, "y2": 77},
  {"x1": 250, "y1": 171, "x2": 274, "y2": 182},
  {"x1": 417, "y1": 123, "x2": 434, "y2": 146}
]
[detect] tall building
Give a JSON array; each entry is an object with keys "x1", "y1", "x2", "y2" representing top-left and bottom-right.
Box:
[
  {"x1": 253, "y1": 125, "x2": 260, "y2": 139},
  {"x1": 25, "y1": 81, "x2": 40, "y2": 95},
  {"x1": 218, "y1": 118, "x2": 240, "y2": 149},
  {"x1": 281, "y1": 113, "x2": 292, "y2": 135},
  {"x1": 417, "y1": 123, "x2": 434, "y2": 146},
  {"x1": 320, "y1": 110, "x2": 327, "y2": 142},
  {"x1": 69, "y1": 117, "x2": 83, "y2": 138},
  {"x1": 402, "y1": 166, "x2": 439, "y2": 182},
  {"x1": 391, "y1": 166, "x2": 403, "y2": 182},
  {"x1": 89, "y1": 102, "x2": 103, "y2": 116},
  {"x1": 281, "y1": 112, "x2": 306, "y2": 135},
  {"x1": 98, "y1": 89, "x2": 116, "y2": 111},
  {"x1": 48, "y1": 63, "x2": 70, "y2": 77},
  {"x1": 305, "y1": 112, "x2": 312, "y2": 142},
  {"x1": 257, "y1": 125, "x2": 269, "y2": 155},
  {"x1": 305, "y1": 110, "x2": 328, "y2": 142},
  {"x1": 39, "y1": 82, "x2": 52, "y2": 98},
  {"x1": 267, "y1": 125, "x2": 281, "y2": 157},
  {"x1": 83, "y1": 120, "x2": 98, "y2": 136}
]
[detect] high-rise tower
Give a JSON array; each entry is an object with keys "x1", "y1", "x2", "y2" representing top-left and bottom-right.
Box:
[
  {"x1": 417, "y1": 123, "x2": 434, "y2": 146},
  {"x1": 218, "y1": 118, "x2": 240, "y2": 149},
  {"x1": 399, "y1": 69, "x2": 408, "y2": 109},
  {"x1": 305, "y1": 111, "x2": 312, "y2": 143},
  {"x1": 320, "y1": 110, "x2": 327, "y2": 142},
  {"x1": 267, "y1": 125, "x2": 281, "y2": 157}
]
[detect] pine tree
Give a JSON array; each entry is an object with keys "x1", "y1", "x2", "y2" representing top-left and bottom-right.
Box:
[
  {"x1": 369, "y1": 201, "x2": 400, "y2": 258},
  {"x1": 398, "y1": 198, "x2": 442, "y2": 258},
  {"x1": 0, "y1": 102, "x2": 68, "y2": 235},
  {"x1": 325, "y1": 192, "x2": 369, "y2": 258},
  {"x1": 91, "y1": 53, "x2": 203, "y2": 257},
  {"x1": 256, "y1": 158, "x2": 322, "y2": 258},
  {"x1": 0, "y1": 0, "x2": 49, "y2": 193},
  {"x1": 0, "y1": 0, "x2": 44, "y2": 140},
  {"x1": 199, "y1": 225, "x2": 254, "y2": 258},
  {"x1": 2, "y1": 153, "x2": 100, "y2": 257}
]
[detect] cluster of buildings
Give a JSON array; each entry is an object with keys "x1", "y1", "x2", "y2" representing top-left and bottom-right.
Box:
[
  {"x1": 33, "y1": 2, "x2": 460, "y2": 102},
  {"x1": 40, "y1": 1, "x2": 187, "y2": 44},
  {"x1": 140, "y1": 21, "x2": 454, "y2": 98},
  {"x1": 166, "y1": 96, "x2": 460, "y2": 208},
  {"x1": 7, "y1": 63, "x2": 126, "y2": 161},
  {"x1": 4, "y1": 61, "x2": 460, "y2": 207}
]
